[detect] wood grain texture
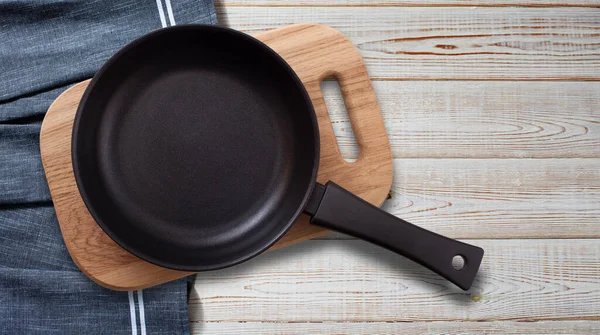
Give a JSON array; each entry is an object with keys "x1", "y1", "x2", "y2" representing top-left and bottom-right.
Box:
[
  {"x1": 324, "y1": 81, "x2": 600, "y2": 159},
  {"x1": 193, "y1": 321, "x2": 600, "y2": 334},
  {"x1": 310, "y1": 158, "x2": 600, "y2": 239},
  {"x1": 216, "y1": 0, "x2": 600, "y2": 7},
  {"x1": 218, "y1": 7, "x2": 600, "y2": 80},
  {"x1": 189, "y1": 239, "x2": 600, "y2": 322},
  {"x1": 382, "y1": 158, "x2": 600, "y2": 238},
  {"x1": 39, "y1": 24, "x2": 393, "y2": 290}
]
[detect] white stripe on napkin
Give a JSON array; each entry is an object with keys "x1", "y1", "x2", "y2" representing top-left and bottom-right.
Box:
[
  {"x1": 155, "y1": 0, "x2": 168, "y2": 27},
  {"x1": 128, "y1": 291, "x2": 138, "y2": 335},
  {"x1": 137, "y1": 290, "x2": 147, "y2": 335},
  {"x1": 165, "y1": 0, "x2": 176, "y2": 26}
]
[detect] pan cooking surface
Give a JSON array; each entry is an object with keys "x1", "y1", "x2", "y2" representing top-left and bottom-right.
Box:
[{"x1": 73, "y1": 26, "x2": 319, "y2": 270}]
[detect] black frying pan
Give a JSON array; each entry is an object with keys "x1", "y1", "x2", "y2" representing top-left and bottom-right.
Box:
[{"x1": 73, "y1": 25, "x2": 484, "y2": 290}]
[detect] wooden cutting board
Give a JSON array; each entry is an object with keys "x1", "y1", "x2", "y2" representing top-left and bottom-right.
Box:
[{"x1": 40, "y1": 23, "x2": 393, "y2": 291}]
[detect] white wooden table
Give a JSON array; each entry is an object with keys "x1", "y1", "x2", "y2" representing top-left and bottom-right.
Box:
[{"x1": 189, "y1": 1, "x2": 600, "y2": 333}]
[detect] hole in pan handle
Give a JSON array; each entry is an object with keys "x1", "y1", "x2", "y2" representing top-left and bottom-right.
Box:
[{"x1": 304, "y1": 182, "x2": 484, "y2": 291}]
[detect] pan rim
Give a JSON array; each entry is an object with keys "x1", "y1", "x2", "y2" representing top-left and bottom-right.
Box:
[{"x1": 71, "y1": 24, "x2": 320, "y2": 272}]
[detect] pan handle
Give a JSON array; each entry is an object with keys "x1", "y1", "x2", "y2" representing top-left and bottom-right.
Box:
[{"x1": 304, "y1": 182, "x2": 484, "y2": 291}]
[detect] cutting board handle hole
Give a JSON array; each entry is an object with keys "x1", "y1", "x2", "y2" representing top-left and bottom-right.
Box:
[{"x1": 321, "y1": 78, "x2": 359, "y2": 163}]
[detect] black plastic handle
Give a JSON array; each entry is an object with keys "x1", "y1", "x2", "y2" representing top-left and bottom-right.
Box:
[{"x1": 305, "y1": 182, "x2": 484, "y2": 290}]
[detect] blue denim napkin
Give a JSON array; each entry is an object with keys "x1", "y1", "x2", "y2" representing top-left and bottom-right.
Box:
[{"x1": 0, "y1": 1, "x2": 216, "y2": 333}]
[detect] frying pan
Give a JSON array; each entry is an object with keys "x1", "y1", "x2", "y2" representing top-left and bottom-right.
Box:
[{"x1": 73, "y1": 25, "x2": 484, "y2": 291}]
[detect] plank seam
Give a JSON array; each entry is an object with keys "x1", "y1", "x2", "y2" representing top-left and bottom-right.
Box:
[{"x1": 215, "y1": 4, "x2": 600, "y2": 8}]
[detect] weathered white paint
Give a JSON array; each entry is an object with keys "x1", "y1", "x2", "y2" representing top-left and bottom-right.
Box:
[
  {"x1": 190, "y1": 240, "x2": 600, "y2": 322},
  {"x1": 322, "y1": 81, "x2": 600, "y2": 159},
  {"x1": 380, "y1": 158, "x2": 600, "y2": 238},
  {"x1": 218, "y1": 7, "x2": 600, "y2": 80},
  {"x1": 216, "y1": 0, "x2": 600, "y2": 6},
  {"x1": 302, "y1": 158, "x2": 600, "y2": 239},
  {"x1": 193, "y1": 321, "x2": 600, "y2": 334}
]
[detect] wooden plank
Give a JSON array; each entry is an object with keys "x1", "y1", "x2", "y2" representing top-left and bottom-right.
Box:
[
  {"x1": 315, "y1": 158, "x2": 600, "y2": 239},
  {"x1": 380, "y1": 158, "x2": 600, "y2": 238},
  {"x1": 189, "y1": 239, "x2": 600, "y2": 322},
  {"x1": 323, "y1": 81, "x2": 600, "y2": 159},
  {"x1": 219, "y1": 7, "x2": 600, "y2": 80},
  {"x1": 193, "y1": 321, "x2": 600, "y2": 334},
  {"x1": 217, "y1": 0, "x2": 600, "y2": 7}
]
